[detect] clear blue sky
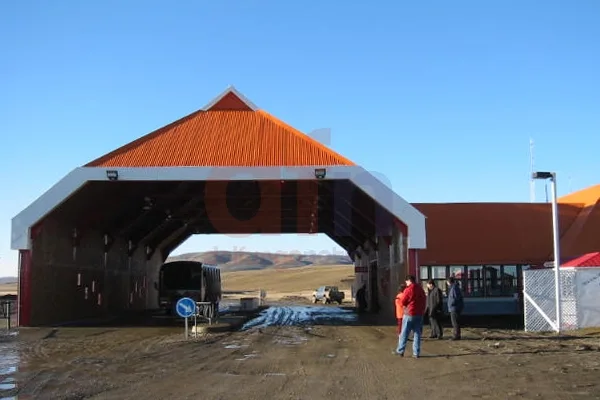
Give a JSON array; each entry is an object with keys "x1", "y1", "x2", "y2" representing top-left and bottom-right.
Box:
[{"x1": 1, "y1": 1, "x2": 599, "y2": 276}]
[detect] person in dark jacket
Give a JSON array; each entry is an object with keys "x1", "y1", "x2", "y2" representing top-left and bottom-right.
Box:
[
  {"x1": 425, "y1": 280, "x2": 444, "y2": 339},
  {"x1": 446, "y1": 276, "x2": 464, "y2": 340},
  {"x1": 394, "y1": 275, "x2": 427, "y2": 358}
]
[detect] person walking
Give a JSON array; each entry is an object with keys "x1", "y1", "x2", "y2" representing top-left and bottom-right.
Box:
[
  {"x1": 395, "y1": 275, "x2": 426, "y2": 358},
  {"x1": 394, "y1": 285, "x2": 406, "y2": 336},
  {"x1": 446, "y1": 276, "x2": 464, "y2": 340},
  {"x1": 425, "y1": 280, "x2": 444, "y2": 339}
]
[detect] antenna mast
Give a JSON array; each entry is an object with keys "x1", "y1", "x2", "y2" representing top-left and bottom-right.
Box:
[{"x1": 529, "y1": 138, "x2": 535, "y2": 202}]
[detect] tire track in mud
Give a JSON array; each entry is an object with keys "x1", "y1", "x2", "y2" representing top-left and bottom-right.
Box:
[
  {"x1": 22, "y1": 328, "x2": 166, "y2": 367},
  {"x1": 17, "y1": 327, "x2": 233, "y2": 399}
]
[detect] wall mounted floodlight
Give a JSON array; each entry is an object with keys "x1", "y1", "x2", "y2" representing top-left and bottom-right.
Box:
[
  {"x1": 531, "y1": 171, "x2": 555, "y2": 180},
  {"x1": 106, "y1": 170, "x2": 119, "y2": 181},
  {"x1": 314, "y1": 168, "x2": 326, "y2": 179}
]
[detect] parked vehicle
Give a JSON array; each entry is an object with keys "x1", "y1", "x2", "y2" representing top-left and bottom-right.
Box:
[
  {"x1": 312, "y1": 286, "x2": 345, "y2": 305},
  {"x1": 155, "y1": 261, "x2": 222, "y2": 318}
]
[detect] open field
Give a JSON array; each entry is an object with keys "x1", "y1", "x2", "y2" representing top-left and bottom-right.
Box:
[
  {"x1": 222, "y1": 264, "x2": 354, "y2": 292},
  {"x1": 0, "y1": 283, "x2": 17, "y2": 296},
  {"x1": 222, "y1": 264, "x2": 354, "y2": 303}
]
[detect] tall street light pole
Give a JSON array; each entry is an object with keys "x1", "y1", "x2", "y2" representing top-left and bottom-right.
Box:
[{"x1": 532, "y1": 171, "x2": 561, "y2": 334}]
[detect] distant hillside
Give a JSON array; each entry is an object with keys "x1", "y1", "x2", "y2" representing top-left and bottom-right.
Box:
[
  {"x1": 167, "y1": 251, "x2": 352, "y2": 272},
  {"x1": 0, "y1": 277, "x2": 17, "y2": 285}
]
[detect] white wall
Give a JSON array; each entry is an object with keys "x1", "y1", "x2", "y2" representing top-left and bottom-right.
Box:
[{"x1": 575, "y1": 268, "x2": 600, "y2": 329}]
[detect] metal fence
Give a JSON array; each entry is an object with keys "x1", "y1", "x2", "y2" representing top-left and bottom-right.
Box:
[
  {"x1": 523, "y1": 268, "x2": 578, "y2": 332},
  {"x1": 1, "y1": 300, "x2": 16, "y2": 330}
]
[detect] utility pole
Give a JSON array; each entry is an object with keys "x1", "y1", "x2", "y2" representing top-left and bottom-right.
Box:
[{"x1": 529, "y1": 139, "x2": 535, "y2": 202}]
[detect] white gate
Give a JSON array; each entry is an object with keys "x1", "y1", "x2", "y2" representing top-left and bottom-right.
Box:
[{"x1": 523, "y1": 269, "x2": 578, "y2": 332}]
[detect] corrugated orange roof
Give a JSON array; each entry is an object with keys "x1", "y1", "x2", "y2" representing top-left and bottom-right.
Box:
[
  {"x1": 558, "y1": 185, "x2": 600, "y2": 258},
  {"x1": 412, "y1": 202, "x2": 583, "y2": 265},
  {"x1": 85, "y1": 88, "x2": 355, "y2": 168},
  {"x1": 559, "y1": 184, "x2": 600, "y2": 205}
]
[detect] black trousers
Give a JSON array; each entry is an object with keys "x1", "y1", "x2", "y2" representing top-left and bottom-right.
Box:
[
  {"x1": 450, "y1": 311, "x2": 461, "y2": 339},
  {"x1": 429, "y1": 313, "x2": 443, "y2": 338}
]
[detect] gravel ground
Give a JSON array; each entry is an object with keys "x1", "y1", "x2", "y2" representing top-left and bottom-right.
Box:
[{"x1": 1, "y1": 306, "x2": 600, "y2": 400}]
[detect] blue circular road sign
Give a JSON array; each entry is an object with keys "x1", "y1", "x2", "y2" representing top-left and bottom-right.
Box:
[{"x1": 175, "y1": 297, "x2": 196, "y2": 318}]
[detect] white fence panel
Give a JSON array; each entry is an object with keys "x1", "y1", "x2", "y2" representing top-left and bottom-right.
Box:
[
  {"x1": 576, "y1": 269, "x2": 600, "y2": 328},
  {"x1": 523, "y1": 269, "x2": 578, "y2": 332}
]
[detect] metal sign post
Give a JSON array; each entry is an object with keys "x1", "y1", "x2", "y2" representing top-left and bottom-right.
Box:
[
  {"x1": 194, "y1": 312, "x2": 198, "y2": 338},
  {"x1": 175, "y1": 297, "x2": 196, "y2": 339}
]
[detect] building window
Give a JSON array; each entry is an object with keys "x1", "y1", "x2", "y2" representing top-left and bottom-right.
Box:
[
  {"x1": 419, "y1": 266, "x2": 428, "y2": 280},
  {"x1": 466, "y1": 266, "x2": 484, "y2": 297},
  {"x1": 501, "y1": 265, "x2": 519, "y2": 295},
  {"x1": 449, "y1": 266, "x2": 465, "y2": 290},
  {"x1": 484, "y1": 266, "x2": 502, "y2": 296},
  {"x1": 419, "y1": 264, "x2": 525, "y2": 298},
  {"x1": 430, "y1": 266, "x2": 447, "y2": 293},
  {"x1": 418, "y1": 265, "x2": 448, "y2": 294},
  {"x1": 419, "y1": 266, "x2": 429, "y2": 292}
]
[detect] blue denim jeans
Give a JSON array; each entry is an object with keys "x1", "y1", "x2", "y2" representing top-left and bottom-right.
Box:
[{"x1": 396, "y1": 315, "x2": 423, "y2": 356}]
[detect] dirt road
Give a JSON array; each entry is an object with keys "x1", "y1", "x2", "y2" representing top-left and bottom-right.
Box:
[{"x1": 2, "y1": 306, "x2": 600, "y2": 399}]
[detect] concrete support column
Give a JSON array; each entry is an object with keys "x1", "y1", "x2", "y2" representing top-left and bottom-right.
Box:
[
  {"x1": 361, "y1": 238, "x2": 380, "y2": 313},
  {"x1": 18, "y1": 249, "x2": 32, "y2": 327},
  {"x1": 377, "y1": 235, "x2": 393, "y2": 320},
  {"x1": 352, "y1": 252, "x2": 367, "y2": 302},
  {"x1": 389, "y1": 225, "x2": 408, "y2": 312},
  {"x1": 408, "y1": 249, "x2": 419, "y2": 277},
  {"x1": 359, "y1": 247, "x2": 371, "y2": 310}
]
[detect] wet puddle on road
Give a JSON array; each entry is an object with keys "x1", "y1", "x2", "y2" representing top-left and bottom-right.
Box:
[
  {"x1": 241, "y1": 306, "x2": 357, "y2": 331},
  {"x1": 0, "y1": 331, "x2": 19, "y2": 400}
]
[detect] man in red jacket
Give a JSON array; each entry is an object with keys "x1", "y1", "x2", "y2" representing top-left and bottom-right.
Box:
[{"x1": 394, "y1": 274, "x2": 427, "y2": 358}]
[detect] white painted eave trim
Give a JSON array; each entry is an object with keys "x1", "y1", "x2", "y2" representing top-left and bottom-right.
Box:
[
  {"x1": 11, "y1": 166, "x2": 426, "y2": 250},
  {"x1": 201, "y1": 85, "x2": 259, "y2": 111}
]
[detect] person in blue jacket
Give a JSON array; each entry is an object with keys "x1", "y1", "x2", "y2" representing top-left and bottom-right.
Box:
[{"x1": 446, "y1": 276, "x2": 464, "y2": 340}]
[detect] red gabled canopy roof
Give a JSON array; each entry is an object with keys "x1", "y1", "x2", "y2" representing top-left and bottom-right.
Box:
[
  {"x1": 562, "y1": 252, "x2": 600, "y2": 268},
  {"x1": 85, "y1": 86, "x2": 355, "y2": 168}
]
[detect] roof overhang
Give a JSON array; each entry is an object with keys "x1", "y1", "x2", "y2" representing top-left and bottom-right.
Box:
[{"x1": 11, "y1": 165, "x2": 426, "y2": 251}]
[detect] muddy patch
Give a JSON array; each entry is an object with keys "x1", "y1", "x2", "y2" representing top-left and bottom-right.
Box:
[
  {"x1": 0, "y1": 332, "x2": 19, "y2": 399},
  {"x1": 241, "y1": 306, "x2": 357, "y2": 330}
]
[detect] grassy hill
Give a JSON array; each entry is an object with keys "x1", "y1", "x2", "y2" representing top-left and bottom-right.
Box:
[
  {"x1": 0, "y1": 277, "x2": 17, "y2": 285},
  {"x1": 222, "y1": 264, "x2": 355, "y2": 293},
  {"x1": 167, "y1": 251, "x2": 352, "y2": 272}
]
